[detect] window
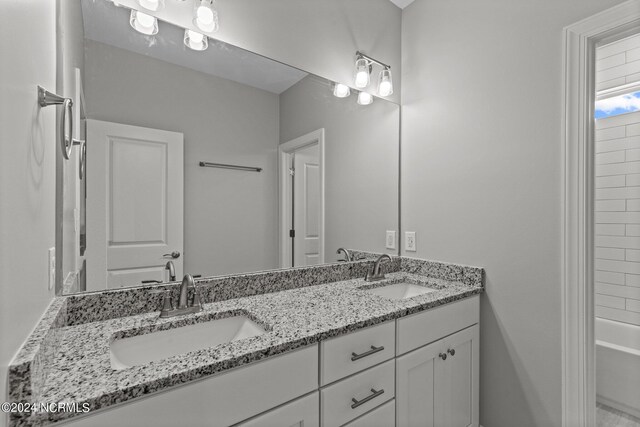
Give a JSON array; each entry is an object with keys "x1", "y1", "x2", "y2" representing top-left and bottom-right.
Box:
[{"x1": 594, "y1": 90, "x2": 640, "y2": 119}]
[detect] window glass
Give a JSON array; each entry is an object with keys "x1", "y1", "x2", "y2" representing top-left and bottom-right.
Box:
[{"x1": 595, "y1": 91, "x2": 640, "y2": 119}]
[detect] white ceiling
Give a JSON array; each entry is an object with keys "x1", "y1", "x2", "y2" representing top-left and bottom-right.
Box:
[
  {"x1": 81, "y1": 0, "x2": 308, "y2": 94},
  {"x1": 389, "y1": 0, "x2": 415, "y2": 9}
]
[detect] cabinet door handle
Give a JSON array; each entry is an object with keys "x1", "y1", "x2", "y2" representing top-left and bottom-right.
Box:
[
  {"x1": 439, "y1": 352, "x2": 447, "y2": 360},
  {"x1": 447, "y1": 348, "x2": 455, "y2": 356},
  {"x1": 351, "y1": 388, "x2": 385, "y2": 409},
  {"x1": 351, "y1": 345, "x2": 385, "y2": 361}
]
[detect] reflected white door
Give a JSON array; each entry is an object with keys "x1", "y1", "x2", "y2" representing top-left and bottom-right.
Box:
[
  {"x1": 86, "y1": 120, "x2": 184, "y2": 290},
  {"x1": 293, "y1": 145, "x2": 320, "y2": 266}
]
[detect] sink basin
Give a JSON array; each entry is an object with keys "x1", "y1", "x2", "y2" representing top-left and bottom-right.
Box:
[
  {"x1": 365, "y1": 282, "x2": 436, "y2": 300},
  {"x1": 110, "y1": 316, "x2": 265, "y2": 370}
]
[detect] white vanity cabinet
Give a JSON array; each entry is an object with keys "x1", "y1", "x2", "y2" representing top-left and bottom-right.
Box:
[
  {"x1": 396, "y1": 296, "x2": 480, "y2": 427},
  {"x1": 59, "y1": 295, "x2": 480, "y2": 427}
]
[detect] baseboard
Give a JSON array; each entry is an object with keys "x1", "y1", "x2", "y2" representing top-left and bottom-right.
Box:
[{"x1": 597, "y1": 395, "x2": 640, "y2": 420}]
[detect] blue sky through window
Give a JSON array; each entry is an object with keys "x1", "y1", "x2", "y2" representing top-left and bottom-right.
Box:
[{"x1": 595, "y1": 91, "x2": 640, "y2": 119}]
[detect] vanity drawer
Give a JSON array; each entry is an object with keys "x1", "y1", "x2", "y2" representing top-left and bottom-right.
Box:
[
  {"x1": 320, "y1": 359, "x2": 394, "y2": 427},
  {"x1": 397, "y1": 295, "x2": 479, "y2": 355},
  {"x1": 343, "y1": 399, "x2": 395, "y2": 427},
  {"x1": 320, "y1": 321, "x2": 395, "y2": 385}
]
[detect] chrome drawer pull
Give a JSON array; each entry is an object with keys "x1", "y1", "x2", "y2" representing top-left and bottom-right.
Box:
[
  {"x1": 351, "y1": 345, "x2": 384, "y2": 361},
  {"x1": 351, "y1": 388, "x2": 385, "y2": 409}
]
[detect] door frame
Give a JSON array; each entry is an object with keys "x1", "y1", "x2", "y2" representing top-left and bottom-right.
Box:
[
  {"x1": 278, "y1": 129, "x2": 325, "y2": 268},
  {"x1": 562, "y1": 2, "x2": 640, "y2": 425}
]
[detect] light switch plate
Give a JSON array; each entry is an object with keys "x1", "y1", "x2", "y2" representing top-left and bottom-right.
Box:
[
  {"x1": 48, "y1": 247, "x2": 55, "y2": 290},
  {"x1": 405, "y1": 232, "x2": 416, "y2": 252},
  {"x1": 386, "y1": 230, "x2": 396, "y2": 250}
]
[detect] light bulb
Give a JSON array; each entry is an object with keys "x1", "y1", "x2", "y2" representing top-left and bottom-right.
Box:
[
  {"x1": 378, "y1": 68, "x2": 393, "y2": 97},
  {"x1": 194, "y1": 0, "x2": 218, "y2": 32},
  {"x1": 354, "y1": 58, "x2": 370, "y2": 89},
  {"x1": 184, "y1": 29, "x2": 208, "y2": 51},
  {"x1": 138, "y1": 0, "x2": 163, "y2": 12},
  {"x1": 357, "y1": 91, "x2": 373, "y2": 106},
  {"x1": 130, "y1": 10, "x2": 158, "y2": 35},
  {"x1": 333, "y1": 83, "x2": 351, "y2": 98}
]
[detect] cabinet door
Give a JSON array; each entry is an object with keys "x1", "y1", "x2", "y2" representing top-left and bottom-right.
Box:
[
  {"x1": 396, "y1": 339, "x2": 441, "y2": 427},
  {"x1": 435, "y1": 325, "x2": 479, "y2": 427},
  {"x1": 236, "y1": 392, "x2": 319, "y2": 427}
]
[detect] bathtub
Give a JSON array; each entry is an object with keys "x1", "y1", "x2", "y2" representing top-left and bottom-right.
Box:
[{"x1": 596, "y1": 317, "x2": 640, "y2": 418}]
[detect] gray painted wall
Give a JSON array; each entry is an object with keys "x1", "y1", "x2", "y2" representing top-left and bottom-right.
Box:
[
  {"x1": 84, "y1": 40, "x2": 280, "y2": 278},
  {"x1": 0, "y1": 2, "x2": 57, "y2": 426},
  {"x1": 279, "y1": 75, "x2": 399, "y2": 261},
  {"x1": 401, "y1": 0, "x2": 625, "y2": 426}
]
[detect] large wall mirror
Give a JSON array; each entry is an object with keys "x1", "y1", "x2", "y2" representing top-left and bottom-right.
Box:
[{"x1": 56, "y1": 0, "x2": 399, "y2": 295}]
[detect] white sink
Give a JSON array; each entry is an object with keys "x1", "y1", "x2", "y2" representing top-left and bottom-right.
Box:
[
  {"x1": 365, "y1": 282, "x2": 436, "y2": 300},
  {"x1": 110, "y1": 316, "x2": 265, "y2": 370}
]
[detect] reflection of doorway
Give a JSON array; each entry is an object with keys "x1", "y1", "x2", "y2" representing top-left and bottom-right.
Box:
[
  {"x1": 279, "y1": 129, "x2": 325, "y2": 268},
  {"x1": 86, "y1": 120, "x2": 184, "y2": 290}
]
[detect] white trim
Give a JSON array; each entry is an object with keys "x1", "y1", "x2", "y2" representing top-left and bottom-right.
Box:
[
  {"x1": 278, "y1": 129, "x2": 326, "y2": 268},
  {"x1": 562, "y1": 2, "x2": 640, "y2": 426}
]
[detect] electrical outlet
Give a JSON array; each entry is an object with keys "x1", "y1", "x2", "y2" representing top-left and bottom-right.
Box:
[
  {"x1": 386, "y1": 230, "x2": 396, "y2": 250},
  {"x1": 405, "y1": 231, "x2": 416, "y2": 252},
  {"x1": 48, "y1": 247, "x2": 55, "y2": 290}
]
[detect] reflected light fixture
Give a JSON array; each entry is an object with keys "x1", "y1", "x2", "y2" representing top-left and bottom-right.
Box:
[
  {"x1": 378, "y1": 67, "x2": 393, "y2": 97},
  {"x1": 333, "y1": 83, "x2": 351, "y2": 98},
  {"x1": 129, "y1": 10, "x2": 158, "y2": 35},
  {"x1": 354, "y1": 52, "x2": 393, "y2": 97},
  {"x1": 137, "y1": 0, "x2": 163, "y2": 11},
  {"x1": 194, "y1": 0, "x2": 219, "y2": 33},
  {"x1": 184, "y1": 29, "x2": 208, "y2": 51},
  {"x1": 357, "y1": 91, "x2": 373, "y2": 106}
]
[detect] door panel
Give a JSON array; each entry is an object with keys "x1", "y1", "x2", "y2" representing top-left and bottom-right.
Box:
[
  {"x1": 293, "y1": 144, "x2": 320, "y2": 267},
  {"x1": 87, "y1": 120, "x2": 184, "y2": 290},
  {"x1": 436, "y1": 325, "x2": 479, "y2": 427},
  {"x1": 396, "y1": 339, "x2": 440, "y2": 427}
]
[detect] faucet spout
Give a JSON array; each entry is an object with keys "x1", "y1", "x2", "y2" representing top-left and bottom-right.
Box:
[
  {"x1": 178, "y1": 274, "x2": 195, "y2": 309},
  {"x1": 165, "y1": 261, "x2": 176, "y2": 281},
  {"x1": 366, "y1": 254, "x2": 392, "y2": 282},
  {"x1": 336, "y1": 247, "x2": 352, "y2": 262}
]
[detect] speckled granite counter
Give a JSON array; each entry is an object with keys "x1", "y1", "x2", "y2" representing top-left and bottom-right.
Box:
[{"x1": 7, "y1": 256, "x2": 483, "y2": 426}]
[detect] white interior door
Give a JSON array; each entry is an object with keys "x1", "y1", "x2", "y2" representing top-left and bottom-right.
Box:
[
  {"x1": 86, "y1": 120, "x2": 184, "y2": 290},
  {"x1": 293, "y1": 144, "x2": 320, "y2": 267}
]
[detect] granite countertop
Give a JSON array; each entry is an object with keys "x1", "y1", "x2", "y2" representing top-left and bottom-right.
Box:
[{"x1": 9, "y1": 257, "x2": 484, "y2": 426}]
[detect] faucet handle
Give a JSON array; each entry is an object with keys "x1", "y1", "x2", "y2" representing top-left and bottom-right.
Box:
[{"x1": 149, "y1": 288, "x2": 174, "y2": 314}]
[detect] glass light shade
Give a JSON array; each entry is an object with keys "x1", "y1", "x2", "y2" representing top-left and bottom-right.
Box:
[
  {"x1": 193, "y1": 0, "x2": 219, "y2": 32},
  {"x1": 184, "y1": 29, "x2": 208, "y2": 51},
  {"x1": 357, "y1": 91, "x2": 373, "y2": 106},
  {"x1": 137, "y1": 0, "x2": 163, "y2": 11},
  {"x1": 333, "y1": 83, "x2": 351, "y2": 98},
  {"x1": 130, "y1": 10, "x2": 158, "y2": 35},
  {"x1": 354, "y1": 58, "x2": 370, "y2": 88},
  {"x1": 378, "y1": 68, "x2": 393, "y2": 97}
]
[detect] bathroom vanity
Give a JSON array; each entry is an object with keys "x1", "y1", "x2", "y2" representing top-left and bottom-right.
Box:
[{"x1": 8, "y1": 257, "x2": 483, "y2": 426}]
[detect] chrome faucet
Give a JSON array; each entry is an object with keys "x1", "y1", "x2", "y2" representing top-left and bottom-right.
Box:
[
  {"x1": 165, "y1": 261, "x2": 176, "y2": 281},
  {"x1": 154, "y1": 274, "x2": 203, "y2": 318},
  {"x1": 365, "y1": 254, "x2": 392, "y2": 282},
  {"x1": 337, "y1": 247, "x2": 352, "y2": 262}
]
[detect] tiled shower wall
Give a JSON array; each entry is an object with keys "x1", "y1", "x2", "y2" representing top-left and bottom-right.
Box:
[{"x1": 595, "y1": 34, "x2": 640, "y2": 326}]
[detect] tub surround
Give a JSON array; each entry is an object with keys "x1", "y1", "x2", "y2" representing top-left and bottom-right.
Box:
[{"x1": 8, "y1": 256, "x2": 483, "y2": 426}]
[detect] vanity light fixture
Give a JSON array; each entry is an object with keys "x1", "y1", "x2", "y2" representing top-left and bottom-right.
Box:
[
  {"x1": 333, "y1": 83, "x2": 351, "y2": 98},
  {"x1": 184, "y1": 29, "x2": 208, "y2": 51},
  {"x1": 378, "y1": 67, "x2": 393, "y2": 97},
  {"x1": 354, "y1": 57, "x2": 370, "y2": 89},
  {"x1": 137, "y1": 0, "x2": 164, "y2": 12},
  {"x1": 193, "y1": 0, "x2": 219, "y2": 33},
  {"x1": 357, "y1": 91, "x2": 373, "y2": 106},
  {"x1": 354, "y1": 52, "x2": 393, "y2": 97},
  {"x1": 129, "y1": 10, "x2": 158, "y2": 35}
]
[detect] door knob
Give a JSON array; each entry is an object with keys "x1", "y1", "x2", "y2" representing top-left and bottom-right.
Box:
[
  {"x1": 163, "y1": 251, "x2": 181, "y2": 259},
  {"x1": 439, "y1": 352, "x2": 447, "y2": 360},
  {"x1": 447, "y1": 348, "x2": 456, "y2": 356}
]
